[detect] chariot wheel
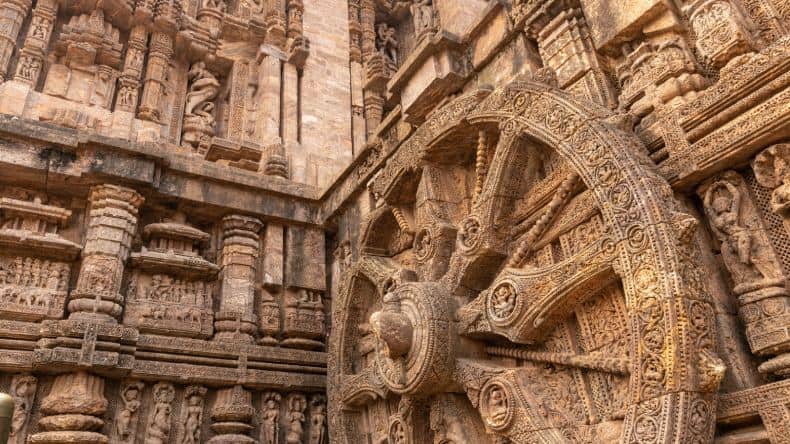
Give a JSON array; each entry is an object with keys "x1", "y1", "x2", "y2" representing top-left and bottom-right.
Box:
[{"x1": 328, "y1": 79, "x2": 723, "y2": 444}]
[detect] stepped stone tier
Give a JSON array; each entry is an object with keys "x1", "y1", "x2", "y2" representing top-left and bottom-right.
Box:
[{"x1": 0, "y1": 0, "x2": 788, "y2": 442}]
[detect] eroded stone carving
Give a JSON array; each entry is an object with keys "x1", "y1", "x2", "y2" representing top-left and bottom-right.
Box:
[
  {"x1": 209, "y1": 385, "x2": 255, "y2": 443},
  {"x1": 179, "y1": 386, "x2": 207, "y2": 444},
  {"x1": 285, "y1": 393, "x2": 306, "y2": 444},
  {"x1": 145, "y1": 382, "x2": 176, "y2": 444},
  {"x1": 261, "y1": 391, "x2": 281, "y2": 444},
  {"x1": 8, "y1": 374, "x2": 36, "y2": 444},
  {"x1": 700, "y1": 171, "x2": 790, "y2": 376},
  {"x1": 115, "y1": 381, "x2": 144, "y2": 443},
  {"x1": 182, "y1": 62, "x2": 222, "y2": 151}
]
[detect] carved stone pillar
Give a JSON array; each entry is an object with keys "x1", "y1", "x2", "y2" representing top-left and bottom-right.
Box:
[
  {"x1": 68, "y1": 185, "x2": 143, "y2": 323},
  {"x1": 348, "y1": 0, "x2": 366, "y2": 148},
  {"x1": 0, "y1": 0, "x2": 32, "y2": 81},
  {"x1": 208, "y1": 385, "x2": 256, "y2": 443},
  {"x1": 684, "y1": 0, "x2": 755, "y2": 68},
  {"x1": 29, "y1": 372, "x2": 108, "y2": 444},
  {"x1": 138, "y1": 32, "x2": 174, "y2": 123},
  {"x1": 363, "y1": 90, "x2": 384, "y2": 137},
  {"x1": 12, "y1": 0, "x2": 56, "y2": 87},
  {"x1": 255, "y1": 49, "x2": 282, "y2": 145},
  {"x1": 111, "y1": 25, "x2": 149, "y2": 138},
  {"x1": 215, "y1": 215, "x2": 262, "y2": 343},
  {"x1": 699, "y1": 171, "x2": 790, "y2": 376}
]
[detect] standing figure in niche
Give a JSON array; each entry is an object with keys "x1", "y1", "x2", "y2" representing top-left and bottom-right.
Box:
[
  {"x1": 116, "y1": 382, "x2": 143, "y2": 439},
  {"x1": 411, "y1": 0, "x2": 434, "y2": 35},
  {"x1": 261, "y1": 392, "x2": 281, "y2": 444},
  {"x1": 181, "y1": 391, "x2": 203, "y2": 444},
  {"x1": 376, "y1": 24, "x2": 399, "y2": 64},
  {"x1": 285, "y1": 394, "x2": 306, "y2": 444},
  {"x1": 309, "y1": 395, "x2": 327, "y2": 444},
  {"x1": 9, "y1": 375, "x2": 36, "y2": 442},
  {"x1": 146, "y1": 402, "x2": 172, "y2": 444}
]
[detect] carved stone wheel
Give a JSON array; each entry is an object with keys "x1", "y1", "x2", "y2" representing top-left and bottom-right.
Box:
[{"x1": 329, "y1": 80, "x2": 725, "y2": 444}]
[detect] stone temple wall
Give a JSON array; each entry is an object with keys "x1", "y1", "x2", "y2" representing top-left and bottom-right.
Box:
[{"x1": 0, "y1": 0, "x2": 788, "y2": 443}]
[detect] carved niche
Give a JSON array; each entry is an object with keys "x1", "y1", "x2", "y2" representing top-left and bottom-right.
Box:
[
  {"x1": 282, "y1": 288, "x2": 326, "y2": 350},
  {"x1": 684, "y1": 0, "x2": 756, "y2": 67},
  {"x1": 42, "y1": 9, "x2": 122, "y2": 108},
  {"x1": 113, "y1": 380, "x2": 145, "y2": 444},
  {"x1": 124, "y1": 214, "x2": 218, "y2": 338},
  {"x1": 616, "y1": 36, "x2": 708, "y2": 118},
  {"x1": 0, "y1": 196, "x2": 81, "y2": 321}
]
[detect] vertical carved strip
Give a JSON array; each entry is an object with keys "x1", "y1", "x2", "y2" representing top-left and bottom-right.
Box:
[
  {"x1": 69, "y1": 185, "x2": 143, "y2": 323},
  {"x1": 287, "y1": 0, "x2": 304, "y2": 39},
  {"x1": 228, "y1": 60, "x2": 250, "y2": 142},
  {"x1": 265, "y1": 0, "x2": 287, "y2": 48},
  {"x1": 260, "y1": 223, "x2": 284, "y2": 345},
  {"x1": 0, "y1": 0, "x2": 32, "y2": 81},
  {"x1": 363, "y1": 90, "x2": 384, "y2": 137},
  {"x1": 115, "y1": 26, "x2": 149, "y2": 113},
  {"x1": 282, "y1": 62, "x2": 299, "y2": 144},
  {"x1": 139, "y1": 32, "x2": 174, "y2": 123},
  {"x1": 256, "y1": 52, "x2": 282, "y2": 145},
  {"x1": 13, "y1": 0, "x2": 57, "y2": 86},
  {"x1": 8, "y1": 374, "x2": 36, "y2": 444},
  {"x1": 359, "y1": 0, "x2": 376, "y2": 62}
]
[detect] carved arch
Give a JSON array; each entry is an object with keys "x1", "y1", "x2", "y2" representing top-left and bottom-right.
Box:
[{"x1": 330, "y1": 79, "x2": 722, "y2": 444}]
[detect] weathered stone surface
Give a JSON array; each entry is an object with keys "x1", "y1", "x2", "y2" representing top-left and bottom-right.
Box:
[{"x1": 0, "y1": 0, "x2": 788, "y2": 442}]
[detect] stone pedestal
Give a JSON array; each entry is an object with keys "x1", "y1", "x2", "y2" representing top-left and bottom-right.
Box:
[
  {"x1": 29, "y1": 372, "x2": 108, "y2": 444},
  {"x1": 68, "y1": 185, "x2": 143, "y2": 323},
  {"x1": 215, "y1": 215, "x2": 262, "y2": 343},
  {"x1": 208, "y1": 385, "x2": 255, "y2": 443}
]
